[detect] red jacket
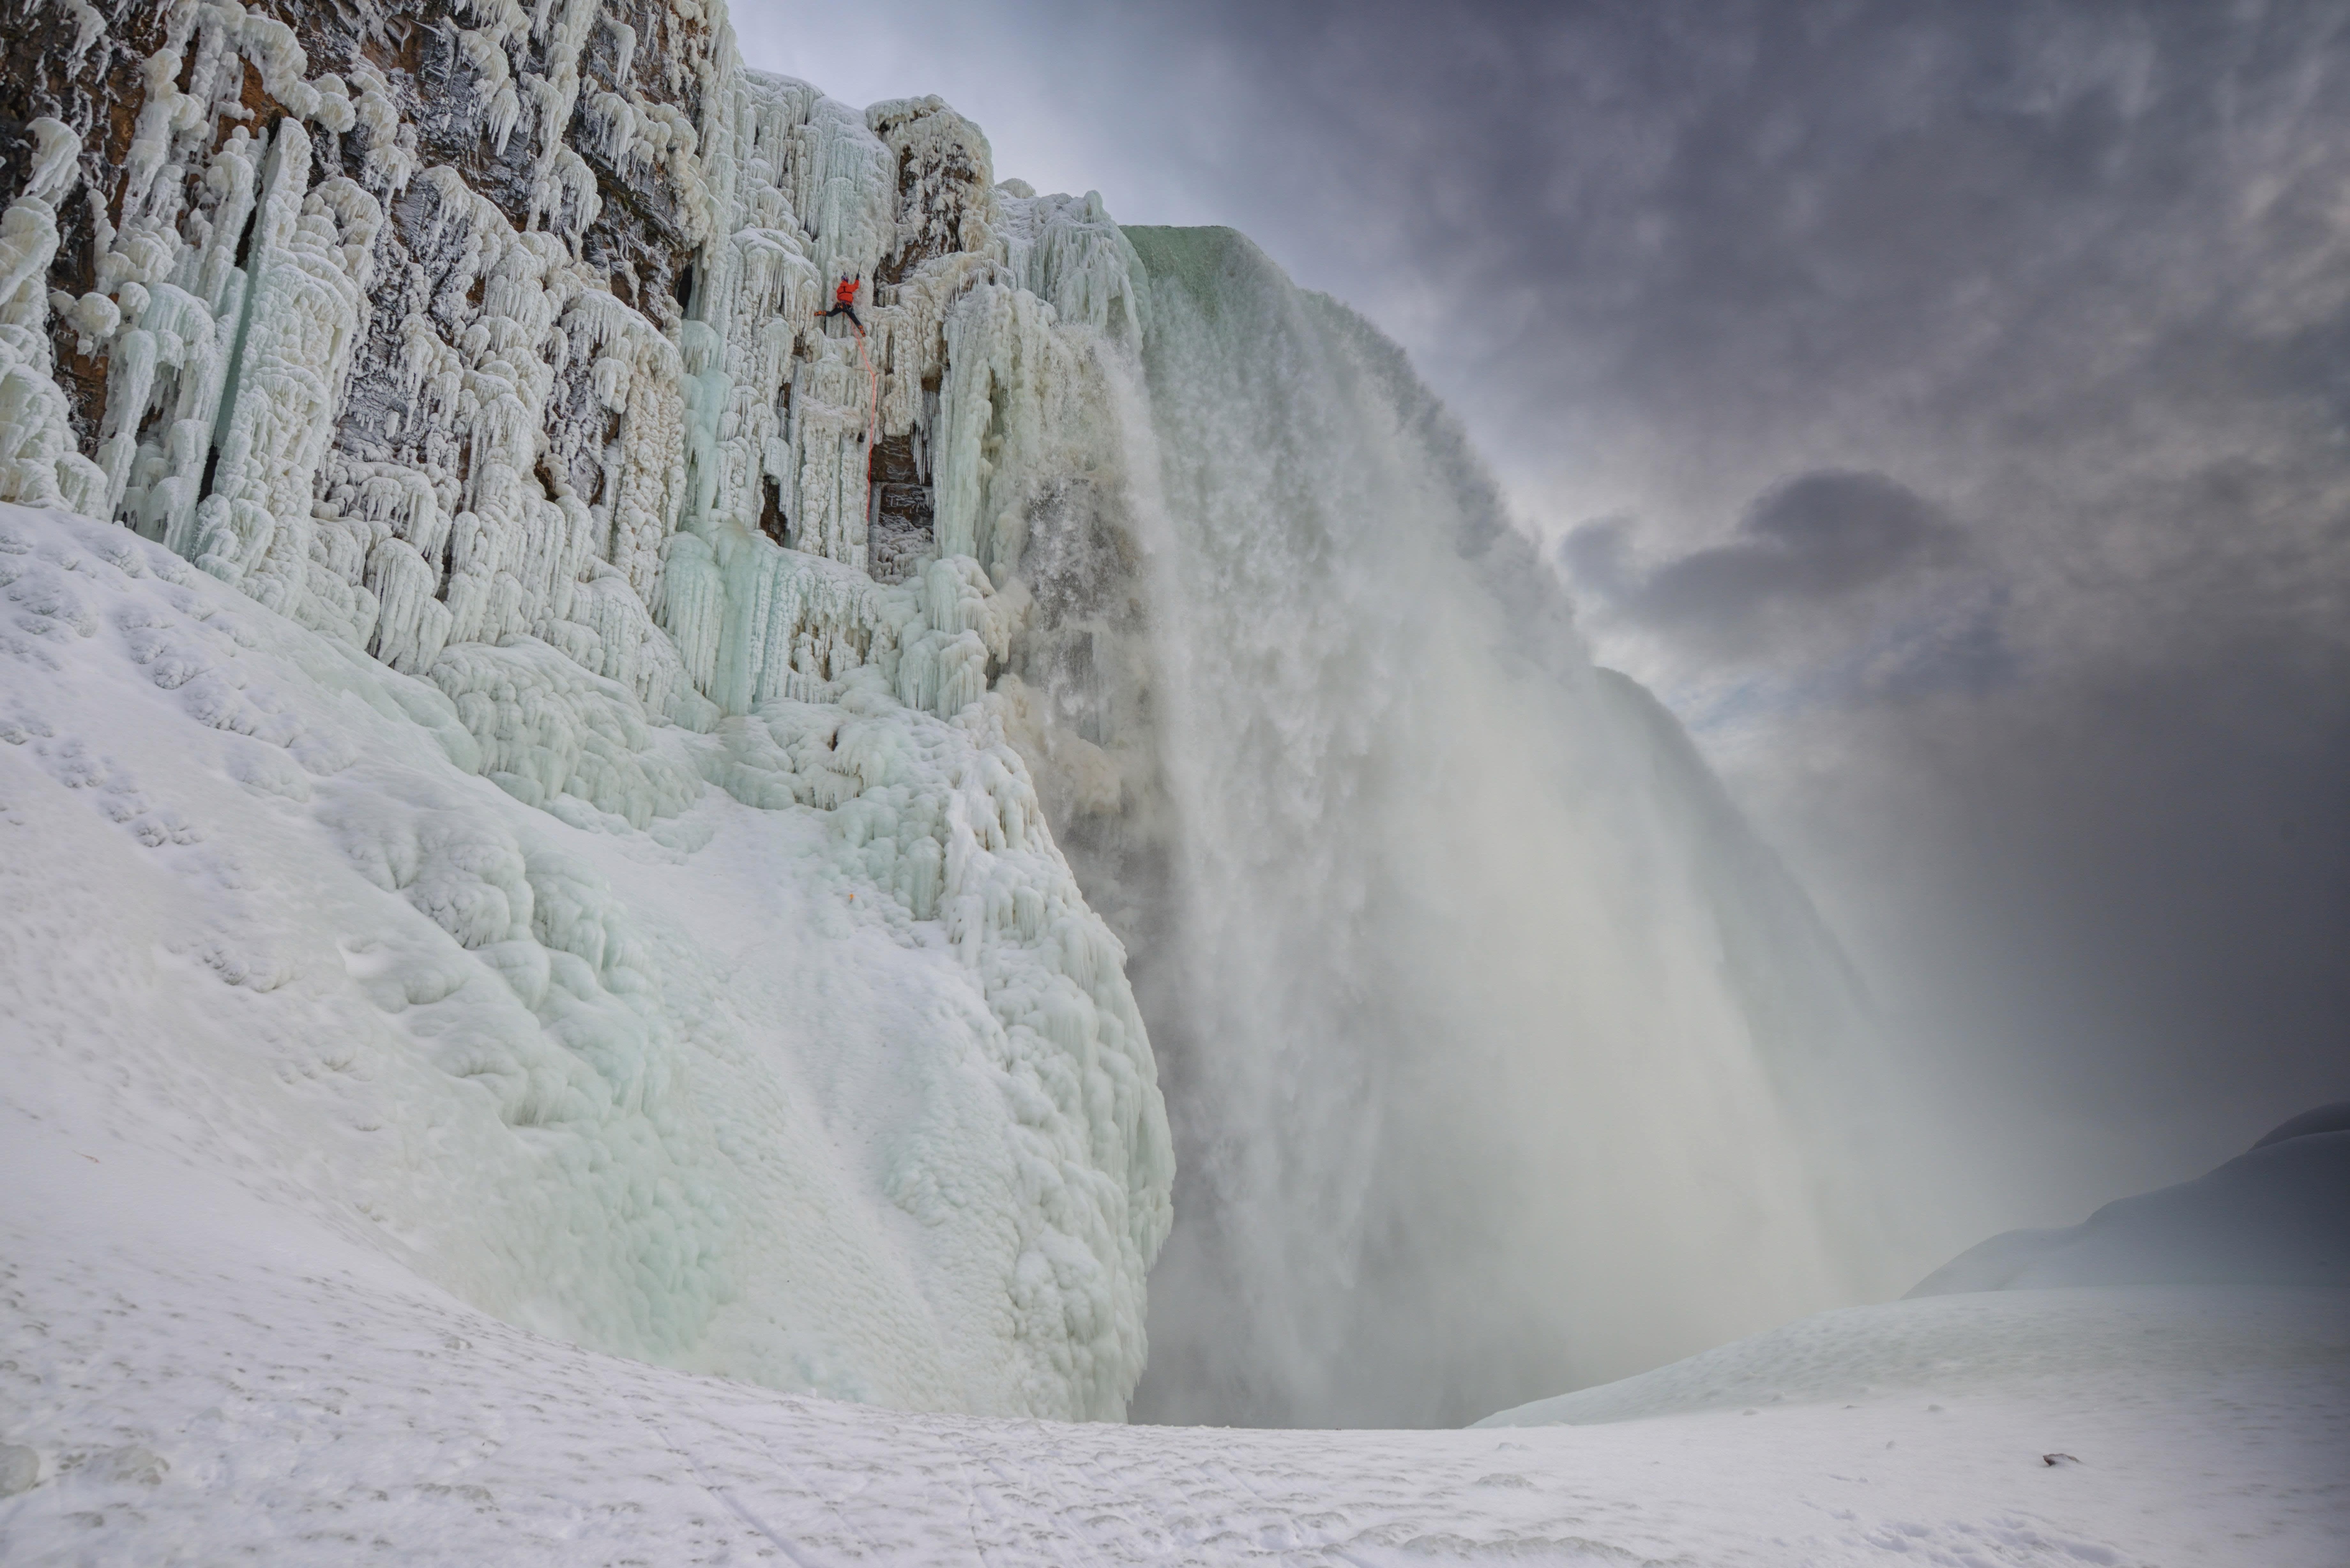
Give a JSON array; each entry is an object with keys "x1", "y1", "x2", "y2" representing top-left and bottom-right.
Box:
[{"x1": 835, "y1": 277, "x2": 859, "y2": 305}]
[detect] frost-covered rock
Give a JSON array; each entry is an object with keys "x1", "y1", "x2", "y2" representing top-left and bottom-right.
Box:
[{"x1": 0, "y1": 0, "x2": 1141, "y2": 729}]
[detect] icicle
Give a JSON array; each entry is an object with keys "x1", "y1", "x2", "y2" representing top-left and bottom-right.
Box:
[{"x1": 23, "y1": 119, "x2": 81, "y2": 206}]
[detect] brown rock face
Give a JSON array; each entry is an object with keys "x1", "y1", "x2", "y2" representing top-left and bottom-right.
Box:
[
  {"x1": 1, "y1": 0, "x2": 708, "y2": 441},
  {"x1": 0, "y1": 0, "x2": 176, "y2": 445}
]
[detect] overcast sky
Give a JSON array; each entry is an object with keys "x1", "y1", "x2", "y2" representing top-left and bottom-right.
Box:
[{"x1": 736, "y1": 0, "x2": 2350, "y2": 1227}]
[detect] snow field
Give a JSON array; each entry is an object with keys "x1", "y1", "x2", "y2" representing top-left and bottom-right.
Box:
[{"x1": 5, "y1": 1114, "x2": 2344, "y2": 1564}]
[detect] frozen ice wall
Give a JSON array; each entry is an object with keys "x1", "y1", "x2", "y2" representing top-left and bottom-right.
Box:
[
  {"x1": 0, "y1": 0, "x2": 1173, "y2": 1421},
  {"x1": 1116, "y1": 227, "x2": 1883, "y2": 1428},
  {"x1": 0, "y1": 0, "x2": 1145, "y2": 735}
]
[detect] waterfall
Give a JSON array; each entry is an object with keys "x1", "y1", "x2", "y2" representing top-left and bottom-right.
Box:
[{"x1": 1093, "y1": 227, "x2": 1877, "y2": 1428}]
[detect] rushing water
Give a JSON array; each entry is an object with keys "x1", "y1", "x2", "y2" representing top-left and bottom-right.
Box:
[{"x1": 1067, "y1": 227, "x2": 1885, "y2": 1428}]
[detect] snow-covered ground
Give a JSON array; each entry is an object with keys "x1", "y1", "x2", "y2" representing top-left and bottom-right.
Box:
[{"x1": 5, "y1": 1106, "x2": 2345, "y2": 1564}]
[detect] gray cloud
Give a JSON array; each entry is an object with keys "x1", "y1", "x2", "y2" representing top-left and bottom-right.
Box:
[{"x1": 1566, "y1": 470, "x2": 1968, "y2": 642}]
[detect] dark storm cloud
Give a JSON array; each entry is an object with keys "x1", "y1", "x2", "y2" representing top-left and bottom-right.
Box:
[
  {"x1": 1566, "y1": 470, "x2": 1967, "y2": 638},
  {"x1": 1149, "y1": 2, "x2": 2350, "y2": 488}
]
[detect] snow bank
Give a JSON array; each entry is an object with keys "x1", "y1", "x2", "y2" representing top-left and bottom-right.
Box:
[
  {"x1": 1475, "y1": 1285, "x2": 2349, "y2": 1425},
  {"x1": 0, "y1": 500, "x2": 1168, "y2": 1419},
  {"x1": 1483, "y1": 1117, "x2": 2350, "y2": 1431},
  {"x1": 1467, "y1": 1126, "x2": 2349, "y2": 1555}
]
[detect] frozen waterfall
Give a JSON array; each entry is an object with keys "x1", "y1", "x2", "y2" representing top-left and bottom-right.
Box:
[{"x1": 1099, "y1": 228, "x2": 1880, "y2": 1428}]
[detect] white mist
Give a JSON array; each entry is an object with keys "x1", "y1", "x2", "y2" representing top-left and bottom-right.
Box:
[{"x1": 1103, "y1": 227, "x2": 1885, "y2": 1427}]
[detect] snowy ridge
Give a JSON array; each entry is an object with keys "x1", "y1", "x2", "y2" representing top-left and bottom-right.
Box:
[
  {"x1": 0, "y1": 499, "x2": 1167, "y2": 1418},
  {"x1": 1474, "y1": 1285, "x2": 2350, "y2": 1428},
  {"x1": 1907, "y1": 1124, "x2": 2350, "y2": 1297}
]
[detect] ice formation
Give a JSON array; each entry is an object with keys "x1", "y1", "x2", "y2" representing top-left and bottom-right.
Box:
[
  {"x1": 2, "y1": 0, "x2": 1886, "y2": 1431},
  {"x1": 0, "y1": 500, "x2": 1166, "y2": 1417},
  {"x1": 0, "y1": 0, "x2": 1147, "y2": 739},
  {"x1": 0, "y1": 0, "x2": 1172, "y2": 1418}
]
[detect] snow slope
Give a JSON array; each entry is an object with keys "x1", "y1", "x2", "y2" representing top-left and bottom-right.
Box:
[
  {"x1": 1470, "y1": 1125, "x2": 2350, "y2": 1561},
  {"x1": 0, "y1": 500, "x2": 1168, "y2": 1420},
  {"x1": 1478, "y1": 1119, "x2": 2350, "y2": 1429}
]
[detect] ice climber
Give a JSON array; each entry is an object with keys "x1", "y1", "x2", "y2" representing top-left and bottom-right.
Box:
[{"x1": 817, "y1": 274, "x2": 865, "y2": 334}]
